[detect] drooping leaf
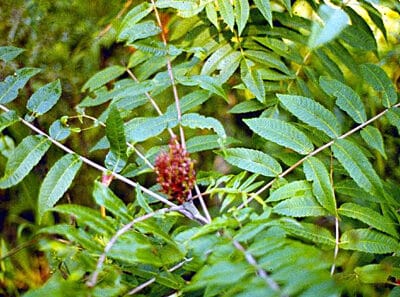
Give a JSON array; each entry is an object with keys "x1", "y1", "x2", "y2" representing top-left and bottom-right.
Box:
[
  {"x1": 26, "y1": 79, "x2": 62, "y2": 117},
  {"x1": 254, "y1": 0, "x2": 272, "y2": 27},
  {"x1": 38, "y1": 154, "x2": 82, "y2": 223},
  {"x1": 360, "y1": 126, "x2": 386, "y2": 159},
  {"x1": 278, "y1": 94, "x2": 341, "y2": 138},
  {"x1": 267, "y1": 180, "x2": 312, "y2": 202},
  {"x1": 338, "y1": 203, "x2": 398, "y2": 238},
  {"x1": 360, "y1": 63, "x2": 397, "y2": 108},
  {"x1": 244, "y1": 118, "x2": 314, "y2": 155},
  {"x1": 308, "y1": 4, "x2": 350, "y2": 49},
  {"x1": 273, "y1": 196, "x2": 328, "y2": 217},
  {"x1": 92, "y1": 181, "x2": 132, "y2": 223},
  {"x1": 234, "y1": 0, "x2": 249, "y2": 36},
  {"x1": 181, "y1": 113, "x2": 226, "y2": 139},
  {"x1": 218, "y1": 0, "x2": 235, "y2": 30},
  {"x1": 303, "y1": 157, "x2": 337, "y2": 215},
  {"x1": 280, "y1": 219, "x2": 336, "y2": 247},
  {"x1": 0, "y1": 135, "x2": 51, "y2": 189},
  {"x1": 360, "y1": 1, "x2": 387, "y2": 39},
  {"x1": 0, "y1": 110, "x2": 19, "y2": 132},
  {"x1": 0, "y1": 46, "x2": 25, "y2": 62},
  {"x1": 105, "y1": 105, "x2": 127, "y2": 173},
  {"x1": 240, "y1": 59, "x2": 265, "y2": 103},
  {"x1": 82, "y1": 65, "x2": 126, "y2": 92},
  {"x1": 52, "y1": 204, "x2": 115, "y2": 235},
  {"x1": 0, "y1": 68, "x2": 41, "y2": 104},
  {"x1": 340, "y1": 229, "x2": 400, "y2": 254},
  {"x1": 319, "y1": 76, "x2": 366, "y2": 124},
  {"x1": 332, "y1": 139, "x2": 384, "y2": 199},
  {"x1": 339, "y1": 25, "x2": 377, "y2": 52},
  {"x1": 223, "y1": 148, "x2": 282, "y2": 177}
]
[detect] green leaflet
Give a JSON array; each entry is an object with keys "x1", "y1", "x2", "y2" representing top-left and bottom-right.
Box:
[
  {"x1": 38, "y1": 154, "x2": 82, "y2": 223},
  {"x1": 118, "y1": 20, "x2": 161, "y2": 44},
  {"x1": 303, "y1": 157, "x2": 337, "y2": 215},
  {"x1": 360, "y1": 126, "x2": 386, "y2": 159},
  {"x1": 234, "y1": 0, "x2": 249, "y2": 36},
  {"x1": 0, "y1": 135, "x2": 51, "y2": 189},
  {"x1": 0, "y1": 46, "x2": 25, "y2": 62},
  {"x1": 254, "y1": 0, "x2": 272, "y2": 27},
  {"x1": 0, "y1": 68, "x2": 41, "y2": 104},
  {"x1": 361, "y1": 1, "x2": 387, "y2": 40},
  {"x1": 181, "y1": 113, "x2": 226, "y2": 139},
  {"x1": 354, "y1": 264, "x2": 392, "y2": 284},
  {"x1": 49, "y1": 120, "x2": 71, "y2": 141},
  {"x1": 186, "y1": 135, "x2": 230, "y2": 153},
  {"x1": 218, "y1": 0, "x2": 235, "y2": 30},
  {"x1": 244, "y1": 49, "x2": 291, "y2": 75},
  {"x1": 26, "y1": 79, "x2": 62, "y2": 118},
  {"x1": 278, "y1": 94, "x2": 341, "y2": 138},
  {"x1": 228, "y1": 100, "x2": 266, "y2": 114},
  {"x1": 108, "y1": 232, "x2": 162, "y2": 267},
  {"x1": 52, "y1": 204, "x2": 115, "y2": 235},
  {"x1": 267, "y1": 180, "x2": 312, "y2": 202},
  {"x1": 105, "y1": 105, "x2": 127, "y2": 173},
  {"x1": 314, "y1": 48, "x2": 344, "y2": 82},
  {"x1": 280, "y1": 219, "x2": 336, "y2": 247},
  {"x1": 206, "y1": 2, "x2": 219, "y2": 29},
  {"x1": 360, "y1": 63, "x2": 397, "y2": 108},
  {"x1": 0, "y1": 110, "x2": 19, "y2": 132},
  {"x1": 340, "y1": 25, "x2": 377, "y2": 52},
  {"x1": 120, "y1": 2, "x2": 152, "y2": 29},
  {"x1": 201, "y1": 44, "x2": 232, "y2": 76},
  {"x1": 223, "y1": 148, "x2": 282, "y2": 177},
  {"x1": 273, "y1": 196, "x2": 328, "y2": 217},
  {"x1": 319, "y1": 76, "x2": 366, "y2": 124},
  {"x1": 136, "y1": 186, "x2": 153, "y2": 214},
  {"x1": 308, "y1": 4, "x2": 350, "y2": 49},
  {"x1": 338, "y1": 203, "x2": 398, "y2": 238},
  {"x1": 240, "y1": 59, "x2": 265, "y2": 103},
  {"x1": 386, "y1": 108, "x2": 400, "y2": 134},
  {"x1": 92, "y1": 181, "x2": 132, "y2": 223},
  {"x1": 244, "y1": 118, "x2": 314, "y2": 155},
  {"x1": 332, "y1": 139, "x2": 384, "y2": 200},
  {"x1": 82, "y1": 65, "x2": 125, "y2": 92},
  {"x1": 340, "y1": 229, "x2": 400, "y2": 254}
]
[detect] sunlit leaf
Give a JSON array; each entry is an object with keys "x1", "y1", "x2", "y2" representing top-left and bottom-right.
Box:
[
  {"x1": 27, "y1": 80, "x2": 62, "y2": 117},
  {"x1": 273, "y1": 196, "x2": 328, "y2": 217},
  {"x1": 38, "y1": 154, "x2": 82, "y2": 223},
  {"x1": 218, "y1": 0, "x2": 235, "y2": 30},
  {"x1": 82, "y1": 66, "x2": 125, "y2": 92},
  {"x1": 244, "y1": 118, "x2": 314, "y2": 155},
  {"x1": 254, "y1": 0, "x2": 272, "y2": 27},
  {"x1": 181, "y1": 113, "x2": 226, "y2": 139},
  {"x1": 234, "y1": 0, "x2": 249, "y2": 36}
]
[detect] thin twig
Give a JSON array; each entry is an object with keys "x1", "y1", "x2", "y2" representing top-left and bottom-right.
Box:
[
  {"x1": 238, "y1": 102, "x2": 400, "y2": 209},
  {"x1": 87, "y1": 206, "x2": 182, "y2": 287},
  {"x1": 96, "y1": 0, "x2": 133, "y2": 39},
  {"x1": 331, "y1": 216, "x2": 340, "y2": 276},
  {"x1": 127, "y1": 257, "x2": 193, "y2": 295},
  {"x1": 194, "y1": 184, "x2": 212, "y2": 223}
]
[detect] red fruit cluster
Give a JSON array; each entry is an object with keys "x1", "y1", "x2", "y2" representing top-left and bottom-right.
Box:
[{"x1": 154, "y1": 137, "x2": 196, "y2": 204}]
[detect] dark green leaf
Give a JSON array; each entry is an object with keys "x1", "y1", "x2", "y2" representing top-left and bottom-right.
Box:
[
  {"x1": 229, "y1": 100, "x2": 266, "y2": 114},
  {"x1": 304, "y1": 157, "x2": 337, "y2": 215},
  {"x1": 27, "y1": 80, "x2": 62, "y2": 116},
  {"x1": 0, "y1": 110, "x2": 19, "y2": 133},
  {"x1": 360, "y1": 1, "x2": 387, "y2": 39},
  {"x1": 360, "y1": 63, "x2": 397, "y2": 108},
  {"x1": 273, "y1": 196, "x2": 328, "y2": 217},
  {"x1": 340, "y1": 229, "x2": 400, "y2": 254},
  {"x1": 82, "y1": 66, "x2": 125, "y2": 92},
  {"x1": 267, "y1": 180, "x2": 312, "y2": 202},
  {"x1": 278, "y1": 94, "x2": 341, "y2": 138},
  {"x1": 223, "y1": 148, "x2": 282, "y2": 177},
  {"x1": 241, "y1": 59, "x2": 265, "y2": 103},
  {"x1": 340, "y1": 25, "x2": 377, "y2": 52},
  {"x1": 386, "y1": 108, "x2": 400, "y2": 134},
  {"x1": 0, "y1": 68, "x2": 41, "y2": 104},
  {"x1": 360, "y1": 126, "x2": 386, "y2": 159},
  {"x1": 244, "y1": 118, "x2": 314, "y2": 155},
  {"x1": 0, "y1": 135, "x2": 51, "y2": 189},
  {"x1": 105, "y1": 105, "x2": 127, "y2": 173},
  {"x1": 38, "y1": 154, "x2": 82, "y2": 223},
  {"x1": 0, "y1": 46, "x2": 25, "y2": 62}
]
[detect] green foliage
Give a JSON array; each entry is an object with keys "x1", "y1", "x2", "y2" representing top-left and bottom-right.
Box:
[{"x1": 1, "y1": 0, "x2": 400, "y2": 296}]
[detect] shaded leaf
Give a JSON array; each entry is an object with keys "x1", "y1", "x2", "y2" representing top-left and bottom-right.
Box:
[
  {"x1": 340, "y1": 25, "x2": 377, "y2": 52},
  {"x1": 244, "y1": 117, "x2": 314, "y2": 155},
  {"x1": 360, "y1": 63, "x2": 397, "y2": 108},
  {"x1": 319, "y1": 76, "x2": 366, "y2": 124},
  {"x1": 241, "y1": 59, "x2": 265, "y2": 103},
  {"x1": 27, "y1": 80, "x2": 62, "y2": 117},
  {"x1": 304, "y1": 157, "x2": 337, "y2": 215},
  {"x1": 278, "y1": 94, "x2": 341, "y2": 138},
  {"x1": 0, "y1": 110, "x2": 19, "y2": 133},
  {"x1": 386, "y1": 108, "x2": 400, "y2": 134},
  {"x1": 273, "y1": 196, "x2": 328, "y2": 217},
  {"x1": 0, "y1": 68, "x2": 41, "y2": 104},
  {"x1": 254, "y1": 0, "x2": 272, "y2": 27},
  {"x1": 308, "y1": 4, "x2": 350, "y2": 49},
  {"x1": 360, "y1": 126, "x2": 386, "y2": 159},
  {"x1": 332, "y1": 139, "x2": 384, "y2": 199},
  {"x1": 0, "y1": 46, "x2": 25, "y2": 62},
  {"x1": 340, "y1": 229, "x2": 399, "y2": 254},
  {"x1": 82, "y1": 66, "x2": 125, "y2": 92},
  {"x1": 38, "y1": 154, "x2": 82, "y2": 223},
  {"x1": 355, "y1": 264, "x2": 392, "y2": 284},
  {"x1": 0, "y1": 135, "x2": 51, "y2": 189},
  {"x1": 223, "y1": 148, "x2": 282, "y2": 177},
  {"x1": 338, "y1": 203, "x2": 398, "y2": 238},
  {"x1": 229, "y1": 100, "x2": 265, "y2": 114},
  {"x1": 118, "y1": 20, "x2": 161, "y2": 44},
  {"x1": 267, "y1": 180, "x2": 312, "y2": 202}
]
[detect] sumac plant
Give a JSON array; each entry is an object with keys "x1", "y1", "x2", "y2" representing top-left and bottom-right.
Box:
[{"x1": 1, "y1": 0, "x2": 400, "y2": 296}]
